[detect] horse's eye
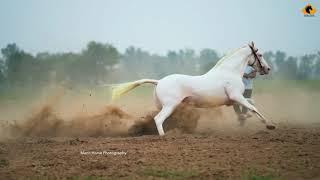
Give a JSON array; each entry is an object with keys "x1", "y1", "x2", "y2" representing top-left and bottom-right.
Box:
[{"x1": 258, "y1": 54, "x2": 262, "y2": 57}]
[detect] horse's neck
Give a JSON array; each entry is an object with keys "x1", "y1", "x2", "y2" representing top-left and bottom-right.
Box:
[{"x1": 206, "y1": 47, "x2": 250, "y2": 77}]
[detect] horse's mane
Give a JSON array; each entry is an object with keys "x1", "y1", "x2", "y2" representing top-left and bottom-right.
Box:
[{"x1": 213, "y1": 47, "x2": 242, "y2": 68}]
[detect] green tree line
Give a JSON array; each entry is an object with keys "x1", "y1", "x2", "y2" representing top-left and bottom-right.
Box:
[{"x1": 0, "y1": 41, "x2": 319, "y2": 89}]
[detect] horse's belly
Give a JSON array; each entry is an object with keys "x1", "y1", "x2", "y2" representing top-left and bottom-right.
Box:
[{"x1": 183, "y1": 95, "x2": 230, "y2": 108}]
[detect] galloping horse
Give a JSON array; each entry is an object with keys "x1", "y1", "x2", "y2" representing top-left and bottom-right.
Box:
[{"x1": 111, "y1": 42, "x2": 275, "y2": 136}]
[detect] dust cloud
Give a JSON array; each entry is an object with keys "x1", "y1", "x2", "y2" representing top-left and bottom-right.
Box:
[
  {"x1": 0, "y1": 86, "x2": 319, "y2": 141},
  {"x1": 0, "y1": 86, "x2": 203, "y2": 140}
]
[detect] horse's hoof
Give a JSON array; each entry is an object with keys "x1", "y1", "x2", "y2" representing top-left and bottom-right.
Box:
[{"x1": 266, "y1": 125, "x2": 276, "y2": 130}]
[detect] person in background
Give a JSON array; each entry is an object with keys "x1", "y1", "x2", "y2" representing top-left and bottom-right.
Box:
[{"x1": 233, "y1": 65, "x2": 257, "y2": 126}]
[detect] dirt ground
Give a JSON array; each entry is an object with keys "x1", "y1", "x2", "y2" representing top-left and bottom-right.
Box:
[
  {"x1": 1, "y1": 88, "x2": 320, "y2": 179},
  {"x1": 0, "y1": 126, "x2": 320, "y2": 179}
]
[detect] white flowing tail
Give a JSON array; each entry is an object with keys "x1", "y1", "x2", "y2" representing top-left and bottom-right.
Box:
[{"x1": 111, "y1": 79, "x2": 158, "y2": 100}]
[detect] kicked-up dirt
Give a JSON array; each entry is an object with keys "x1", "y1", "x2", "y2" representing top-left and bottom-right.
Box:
[{"x1": 1, "y1": 89, "x2": 320, "y2": 179}]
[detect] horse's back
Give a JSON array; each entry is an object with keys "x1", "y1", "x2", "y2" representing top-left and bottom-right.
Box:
[
  {"x1": 155, "y1": 74, "x2": 196, "y2": 102},
  {"x1": 158, "y1": 74, "x2": 197, "y2": 86}
]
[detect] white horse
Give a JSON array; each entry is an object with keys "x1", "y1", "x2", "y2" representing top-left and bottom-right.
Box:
[{"x1": 111, "y1": 42, "x2": 275, "y2": 136}]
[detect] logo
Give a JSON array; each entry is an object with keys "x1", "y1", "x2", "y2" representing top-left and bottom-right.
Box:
[{"x1": 301, "y1": 3, "x2": 316, "y2": 17}]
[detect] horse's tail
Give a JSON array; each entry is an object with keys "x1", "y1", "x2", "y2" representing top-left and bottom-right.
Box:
[{"x1": 111, "y1": 79, "x2": 158, "y2": 100}]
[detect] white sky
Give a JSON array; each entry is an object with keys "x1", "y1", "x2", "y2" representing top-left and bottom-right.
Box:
[{"x1": 0, "y1": 0, "x2": 319, "y2": 56}]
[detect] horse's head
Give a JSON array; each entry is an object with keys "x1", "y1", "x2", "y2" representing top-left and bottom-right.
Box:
[{"x1": 247, "y1": 42, "x2": 271, "y2": 75}]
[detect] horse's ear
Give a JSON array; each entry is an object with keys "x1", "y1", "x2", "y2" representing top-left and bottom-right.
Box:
[
  {"x1": 251, "y1": 41, "x2": 255, "y2": 48},
  {"x1": 248, "y1": 42, "x2": 253, "y2": 49}
]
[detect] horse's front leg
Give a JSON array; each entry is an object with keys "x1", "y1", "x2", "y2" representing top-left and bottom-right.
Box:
[{"x1": 226, "y1": 87, "x2": 275, "y2": 130}]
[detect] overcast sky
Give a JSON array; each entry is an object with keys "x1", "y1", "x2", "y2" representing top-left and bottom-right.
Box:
[{"x1": 0, "y1": 0, "x2": 319, "y2": 56}]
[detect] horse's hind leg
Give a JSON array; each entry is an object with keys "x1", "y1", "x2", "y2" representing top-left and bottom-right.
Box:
[
  {"x1": 154, "y1": 104, "x2": 178, "y2": 136},
  {"x1": 153, "y1": 88, "x2": 162, "y2": 110}
]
